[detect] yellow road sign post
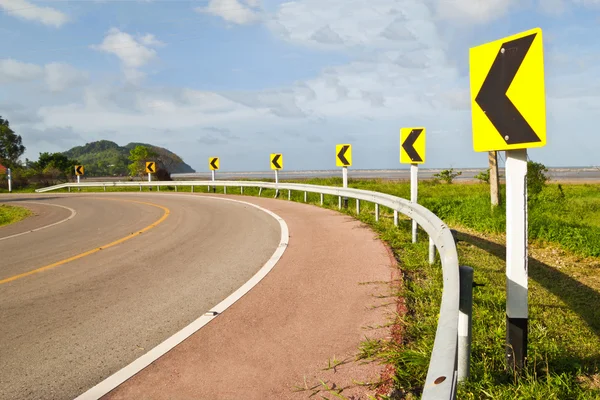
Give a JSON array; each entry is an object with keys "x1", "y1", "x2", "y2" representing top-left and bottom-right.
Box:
[
  {"x1": 209, "y1": 157, "x2": 219, "y2": 192},
  {"x1": 335, "y1": 144, "x2": 352, "y2": 208},
  {"x1": 145, "y1": 161, "x2": 156, "y2": 182},
  {"x1": 469, "y1": 27, "x2": 546, "y2": 152},
  {"x1": 270, "y1": 154, "x2": 282, "y2": 198},
  {"x1": 470, "y1": 27, "x2": 547, "y2": 372},
  {"x1": 400, "y1": 127, "x2": 426, "y2": 164},
  {"x1": 335, "y1": 144, "x2": 352, "y2": 167},
  {"x1": 74, "y1": 165, "x2": 84, "y2": 185},
  {"x1": 400, "y1": 127, "x2": 426, "y2": 244}
]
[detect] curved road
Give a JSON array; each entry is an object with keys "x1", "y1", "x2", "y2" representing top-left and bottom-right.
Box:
[{"x1": 0, "y1": 194, "x2": 281, "y2": 400}]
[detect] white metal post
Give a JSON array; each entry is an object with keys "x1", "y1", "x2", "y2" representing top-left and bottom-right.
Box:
[
  {"x1": 7, "y1": 168, "x2": 12, "y2": 192},
  {"x1": 275, "y1": 170, "x2": 279, "y2": 198},
  {"x1": 411, "y1": 163, "x2": 418, "y2": 243},
  {"x1": 458, "y1": 265, "x2": 474, "y2": 382},
  {"x1": 77, "y1": 175, "x2": 80, "y2": 184},
  {"x1": 320, "y1": 193, "x2": 323, "y2": 205},
  {"x1": 505, "y1": 149, "x2": 528, "y2": 371},
  {"x1": 375, "y1": 203, "x2": 379, "y2": 222},
  {"x1": 148, "y1": 173, "x2": 151, "y2": 183},
  {"x1": 394, "y1": 210, "x2": 398, "y2": 226},
  {"x1": 342, "y1": 166, "x2": 349, "y2": 208},
  {"x1": 356, "y1": 199, "x2": 360, "y2": 214},
  {"x1": 212, "y1": 170, "x2": 216, "y2": 193},
  {"x1": 429, "y1": 236, "x2": 435, "y2": 264}
]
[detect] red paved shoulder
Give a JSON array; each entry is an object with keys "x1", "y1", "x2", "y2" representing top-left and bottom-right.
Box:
[{"x1": 104, "y1": 195, "x2": 397, "y2": 399}]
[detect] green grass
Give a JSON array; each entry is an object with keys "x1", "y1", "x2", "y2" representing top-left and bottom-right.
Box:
[
  {"x1": 0, "y1": 204, "x2": 32, "y2": 226},
  {"x1": 15, "y1": 178, "x2": 600, "y2": 398}
]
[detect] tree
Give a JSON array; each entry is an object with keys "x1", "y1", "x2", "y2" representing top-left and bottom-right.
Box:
[
  {"x1": 527, "y1": 160, "x2": 549, "y2": 199},
  {"x1": 26, "y1": 152, "x2": 79, "y2": 184},
  {"x1": 0, "y1": 117, "x2": 26, "y2": 168},
  {"x1": 128, "y1": 145, "x2": 157, "y2": 178}
]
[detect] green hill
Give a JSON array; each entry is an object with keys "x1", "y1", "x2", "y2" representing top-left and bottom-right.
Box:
[{"x1": 63, "y1": 140, "x2": 195, "y2": 177}]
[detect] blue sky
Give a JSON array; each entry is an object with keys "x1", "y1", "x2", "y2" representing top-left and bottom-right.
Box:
[{"x1": 1, "y1": 0, "x2": 599, "y2": 172}]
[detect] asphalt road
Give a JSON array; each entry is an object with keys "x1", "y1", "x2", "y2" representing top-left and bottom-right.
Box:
[{"x1": 0, "y1": 193, "x2": 281, "y2": 400}]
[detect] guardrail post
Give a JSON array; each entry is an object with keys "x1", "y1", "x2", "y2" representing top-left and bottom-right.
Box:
[
  {"x1": 224, "y1": 186, "x2": 227, "y2": 194},
  {"x1": 175, "y1": 185, "x2": 178, "y2": 192},
  {"x1": 320, "y1": 193, "x2": 324, "y2": 205},
  {"x1": 304, "y1": 192, "x2": 307, "y2": 202},
  {"x1": 458, "y1": 265, "x2": 474, "y2": 382},
  {"x1": 375, "y1": 204, "x2": 379, "y2": 222},
  {"x1": 356, "y1": 199, "x2": 360, "y2": 214},
  {"x1": 68, "y1": 186, "x2": 71, "y2": 193},
  {"x1": 288, "y1": 190, "x2": 291, "y2": 200},
  {"x1": 157, "y1": 185, "x2": 160, "y2": 192},
  {"x1": 394, "y1": 210, "x2": 398, "y2": 226},
  {"x1": 191, "y1": 185, "x2": 194, "y2": 193},
  {"x1": 338, "y1": 196, "x2": 342, "y2": 209},
  {"x1": 258, "y1": 187, "x2": 262, "y2": 196},
  {"x1": 139, "y1": 184, "x2": 142, "y2": 192},
  {"x1": 241, "y1": 186, "x2": 243, "y2": 194},
  {"x1": 429, "y1": 236, "x2": 435, "y2": 264},
  {"x1": 103, "y1": 185, "x2": 106, "y2": 192},
  {"x1": 207, "y1": 185, "x2": 210, "y2": 192}
]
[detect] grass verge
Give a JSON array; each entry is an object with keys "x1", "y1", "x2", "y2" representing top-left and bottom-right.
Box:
[{"x1": 0, "y1": 204, "x2": 32, "y2": 227}]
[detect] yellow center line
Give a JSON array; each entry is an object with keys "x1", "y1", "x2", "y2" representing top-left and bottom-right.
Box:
[{"x1": 0, "y1": 198, "x2": 170, "y2": 285}]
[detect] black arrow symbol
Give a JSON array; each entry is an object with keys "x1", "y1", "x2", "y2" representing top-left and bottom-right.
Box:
[
  {"x1": 76, "y1": 166, "x2": 83, "y2": 175},
  {"x1": 210, "y1": 158, "x2": 219, "y2": 169},
  {"x1": 475, "y1": 33, "x2": 541, "y2": 145},
  {"x1": 147, "y1": 163, "x2": 155, "y2": 173},
  {"x1": 271, "y1": 154, "x2": 281, "y2": 169},
  {"x1": 402, "y1": 129, "x2": 423, "y2": 162},
  {"x1": 337, "y1": 145, "x2": 350, "y2": 166}
]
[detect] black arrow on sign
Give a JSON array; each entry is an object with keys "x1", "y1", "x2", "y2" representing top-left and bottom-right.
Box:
[
  {"x1": 337, "y1": 145, "x2": 350, "y2": 166},
  {"x1": 147, "y1": 163, "x2": 155, "y2": 173},
  {"x1": 271, "y1": 154, "x2": 281, "y2": 169},
  {"x1": 210, "y1": 158, "x2": 219, "y2": 169},
  {"x1": 475, "y1": 33, "x2": 541, "y2": 145},
  {"x1": 402, "y1": 129, "x2": 423, "y2": 162},
  {"x1": 76, "y1": 166, "x2": 83, "y2": 175}
]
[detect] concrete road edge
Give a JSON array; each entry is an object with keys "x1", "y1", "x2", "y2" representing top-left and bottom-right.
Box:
[{"x1": 73, "y1": 196, "x2": 289, "y2": 400}]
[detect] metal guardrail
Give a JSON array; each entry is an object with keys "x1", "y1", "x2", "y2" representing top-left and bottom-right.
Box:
[{"x1": 36, "y1": 180, "x2": 464, "y2": 399}]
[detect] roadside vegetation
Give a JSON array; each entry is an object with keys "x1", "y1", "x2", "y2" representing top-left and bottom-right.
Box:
[
  {"x1": 0, "y1": 204, "x2": 31, "y2": 227},
  {"x1": 7, "y1": 159, "x2": 600, "y2": 397},
  {"x1": 0, "y1": 116, "x2": 188, "y2": 192}
]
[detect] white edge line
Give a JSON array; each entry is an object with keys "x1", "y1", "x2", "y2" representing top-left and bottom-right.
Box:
[
  {"x1": 0, "y1": 202, "x2": 77, "y2": 242},
  {"x1": 73, "y1": 195, "x2": 289, "y2": 400}
]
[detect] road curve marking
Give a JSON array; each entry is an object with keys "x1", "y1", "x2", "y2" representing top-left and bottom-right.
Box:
[
  {"x1": 74, "y1": 194, "x2": 289, "y2": 400},
  {"x1": 0, "y1": 199, "x2": 170, "y2": 286},
  {"x1": 0, "y1": 202, "x2": 77, "y2": 242}
]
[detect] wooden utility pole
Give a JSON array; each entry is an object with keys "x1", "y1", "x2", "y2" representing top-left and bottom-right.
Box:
[{"x1": 489, "y1": 151, "x2": 500, "y2": 207}]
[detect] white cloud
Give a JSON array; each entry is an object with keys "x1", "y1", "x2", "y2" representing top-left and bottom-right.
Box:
[
  {"x1": 196, "y1": 0, "x2": 261, "y2": 25},
  {"x1": 44, "y1": 63, "x2": 89, "y2": 92},
  {"x1": 268, "y1": 0, "x2": 441, "y2": 52},
  {"x1": 92, "y1": 28, "x2": 163, "y2": 84},
  {"x1": 435, "y1": 0, "x2": 517, "y2": 24},
  {"x1": 0, "y1": 58, "x2": 43, "y2": 83},
  {"x1": 0, "y1": 59, "x2": 88, "y2": 91},
  {"x1": 93, "y1": 28, "x2": 158, "y2": 69},
  {"x1": 139, "y1": 33, "x2": 164, "y2": 47},
  {"x1": 0, "y1": 0, "x2": 69, "y2": 27}
]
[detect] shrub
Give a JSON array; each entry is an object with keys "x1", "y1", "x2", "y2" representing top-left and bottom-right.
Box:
[
  {"x1": 475, "y1": 168, "x2": 490, "y2": 183},
  {"x1": 433, "y1": 168, "x2": 462, "y2": 184}
]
